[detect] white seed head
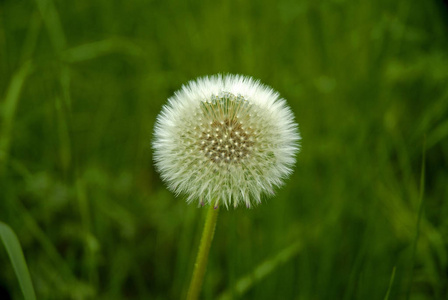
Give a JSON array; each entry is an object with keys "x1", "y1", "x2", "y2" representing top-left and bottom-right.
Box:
[{"x1": 152, "y1": 74, "x2": 301, "y2": 208}]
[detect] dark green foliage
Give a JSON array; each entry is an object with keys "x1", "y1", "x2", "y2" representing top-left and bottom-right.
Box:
[{"x1": 1, "y1": 0, "x2": 447, "y2": 299}]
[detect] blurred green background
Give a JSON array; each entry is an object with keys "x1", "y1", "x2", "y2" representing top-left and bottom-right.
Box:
[{"x1": 1, "y1": 0, "x2": 448, "y2": 299}]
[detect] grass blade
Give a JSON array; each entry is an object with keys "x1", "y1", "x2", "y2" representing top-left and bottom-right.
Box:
[
  {"x1": 0, "y1": 61, "x2": 33, "y2": 174},
  {"x1": 384, "y1": 266, "x2": 396, "y2": 300},
  {"x1": 217, "y1": 241, "x2": 302, "y2": 300},
  {"x1": 0, "y1": 221, "x2": 37, "y2": 300},
  {"x1": 406, "y1": 137, "x2": 426, "y2": 300}
]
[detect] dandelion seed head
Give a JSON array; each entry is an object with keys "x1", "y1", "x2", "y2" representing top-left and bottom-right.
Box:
[{"x1": 153, "y1": 74, "x2": 301, "y2": 208}]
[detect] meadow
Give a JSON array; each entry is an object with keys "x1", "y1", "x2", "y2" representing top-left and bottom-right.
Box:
[{"x1": 1, "y1": 0, "x2": 448, "y2": 299}]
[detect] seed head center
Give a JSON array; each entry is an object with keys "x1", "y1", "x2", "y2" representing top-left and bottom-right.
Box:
[{"x1": 200, "y1": 119, "x2": 254, "y2": 164}]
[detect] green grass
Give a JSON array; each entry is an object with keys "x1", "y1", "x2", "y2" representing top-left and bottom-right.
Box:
[
  {"x1": 0, "y1": 222, "x2": 36, "y2": 300},
  {"x1": 1, "y1": 0, "x2": 448, "y2": 299}
]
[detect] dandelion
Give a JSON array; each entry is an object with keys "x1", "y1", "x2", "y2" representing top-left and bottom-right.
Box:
[
  {"x1": 153, "y1": 74, "x2": 300, "y2": 300},
  {"x1": 153, "y1": 74, "x2": 300, "y2": 209}
]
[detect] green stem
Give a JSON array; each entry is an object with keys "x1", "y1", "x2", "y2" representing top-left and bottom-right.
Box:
[{"x1": 186, "y1": 204, "x2": 219, "y2": 300}]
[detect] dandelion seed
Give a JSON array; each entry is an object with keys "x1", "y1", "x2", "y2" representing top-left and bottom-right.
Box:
[{"x1": 153, "y1": 74, "x2": 301, "y2": 208}]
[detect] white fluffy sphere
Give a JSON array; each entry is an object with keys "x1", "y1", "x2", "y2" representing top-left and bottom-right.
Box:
[{"x1": 153, "y1": 74, "x2": 300, "y2": 208}]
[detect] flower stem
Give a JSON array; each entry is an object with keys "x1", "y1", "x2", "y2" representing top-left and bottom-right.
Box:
[{"x1": 186, "y1": 204, "x2": 219, "y2": 300}]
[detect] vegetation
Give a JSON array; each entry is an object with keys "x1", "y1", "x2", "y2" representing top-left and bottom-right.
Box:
[{"x1": 1, "y1": 0, "x2": 447, "y2": 299}]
